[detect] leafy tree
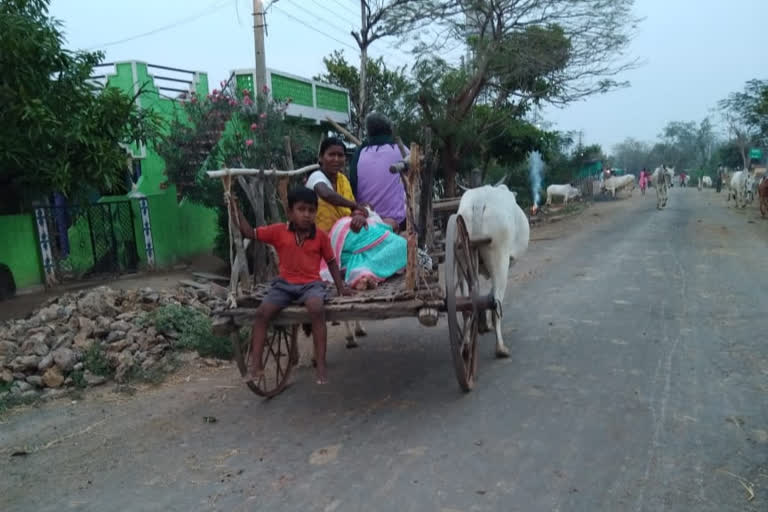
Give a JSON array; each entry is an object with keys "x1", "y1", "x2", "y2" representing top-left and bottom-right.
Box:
[
  {"x1": 388, "y1": 0, "x2": 639, "y2": 196},
  {"x1": 156, "y1": 86, "x2": 316, "y2": 260},
  {"x1": 718, "y1": 80, "x2": 768, "y2": 169},
  {"x1": 0, "y1": 0, "x2": 160, "y2": 213},
  {"x1": 314, "y1": 51, "x2": 417, "y2": 140},
  {"x1": 350, "y1": 0, "x2": 421, "y2": 138},
  {"x1": 612, "y1": 138, "x2": 652, "y2": 174}
]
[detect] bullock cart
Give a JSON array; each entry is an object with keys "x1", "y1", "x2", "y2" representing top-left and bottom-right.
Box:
[{"x1": 208, "y1": 144, "x2": 494, "y2": 397}]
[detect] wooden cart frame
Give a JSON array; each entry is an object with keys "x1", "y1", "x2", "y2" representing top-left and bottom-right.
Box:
[{"x1": 209, "y1": 142, "x2": 495, "y2": 397}]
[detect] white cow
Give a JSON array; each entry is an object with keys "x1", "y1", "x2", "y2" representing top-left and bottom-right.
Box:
[
  {"x1": 727, "y1": 170, "x2": 750, "y2": 208},
  {"x1": 702, "y1": 176, "x2": 713, "y2": 188},
  {"x1": 457, "y1": 185, "x2": 530, "y2": 357},
  {"x1": 651, "y1": 166, "x2": 674, "y2": 209},
  {"x1": 602, "y1": 174, "x2": 636, "y2": 198},
  {"x1": 546, "y1": 184, "x2": 581, "y2": 206}
]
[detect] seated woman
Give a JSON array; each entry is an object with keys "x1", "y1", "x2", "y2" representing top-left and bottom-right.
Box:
[
  {"x1": 321, "y1": 208, "x2": 407, "y2": 290},
  {"x1": 305, "y1": 137, "x2": 367, "y2": 234},
  {"x1": 350, "y1": 113, "x2": 407, "y2": 232}
]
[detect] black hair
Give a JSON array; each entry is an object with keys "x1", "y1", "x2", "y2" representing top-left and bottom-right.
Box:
[
  {"x1": 365, "y1": 112, "x2": 393, "y2": 137},
  {"x1": 288, "y1": 186, "x2": 318, "y2": 209},
  {"x1": 318, "y1": 137, "x2": 346, "y2": 158}
]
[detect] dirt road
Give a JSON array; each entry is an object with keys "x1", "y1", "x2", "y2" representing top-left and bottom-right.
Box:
[{"x1": 2, "y1": 189, "x2": 767, "y2": 511}]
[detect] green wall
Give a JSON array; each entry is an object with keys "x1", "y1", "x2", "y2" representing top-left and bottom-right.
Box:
[
  {"x1": 102, "y1": 62, "x2": 218, "y2": 268},
  {"x1": 105, "y1": 62, "x2": 209, "y2": 197},
  {"x1": 146, "y1": 186, "x2": 219, "y2": 267},
  {"x1": 0, "y1": 214, "x2": 43, "y2": 288}
]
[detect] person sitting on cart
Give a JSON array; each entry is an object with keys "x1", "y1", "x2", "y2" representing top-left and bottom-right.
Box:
[
  {"x1": 230, "y1": 186, "x2": 352, "y2": 385},
  {"x1": 305, "y1": 137, "x2": 370, "y2": 234},
  {"x1": 349, "y1": 112, "x2": 407, "y2": 232}
]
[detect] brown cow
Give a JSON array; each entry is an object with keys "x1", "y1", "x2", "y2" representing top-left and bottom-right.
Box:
[{"x1": 759, "y1": 176, "x2": 768, "y2": 218}]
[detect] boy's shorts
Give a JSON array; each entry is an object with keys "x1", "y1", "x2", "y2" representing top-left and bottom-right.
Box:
[{"x1": 263, "y1": 278, "x2": 327, "y2": 307}]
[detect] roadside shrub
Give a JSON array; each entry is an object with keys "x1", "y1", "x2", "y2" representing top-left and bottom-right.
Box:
[{"x1": 149, "y1": 305, "x2": 232, "y2": 360}]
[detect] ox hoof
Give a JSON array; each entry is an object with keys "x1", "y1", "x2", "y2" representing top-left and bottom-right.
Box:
[
  {"x1": 354, "y1": 326, "x2": 367, "y2": 337},
  {"x1": 495, "y1": 346, "x2": 511, "y2": 358},
  {"x1": 345, "y1": 337, "x2": 359, "y2": 349}
]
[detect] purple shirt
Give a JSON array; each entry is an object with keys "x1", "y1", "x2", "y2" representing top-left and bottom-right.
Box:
[{"x1": 356, "y1": 144, "x2": 407, "y2": 223}]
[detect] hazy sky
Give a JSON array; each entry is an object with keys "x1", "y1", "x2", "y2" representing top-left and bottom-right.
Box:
[{"x1": 51, "y1": 0, "x2": 768, "y2": 153}]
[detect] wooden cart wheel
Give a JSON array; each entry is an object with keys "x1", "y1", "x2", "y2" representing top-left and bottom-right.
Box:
[
  {"x1": 444, "y1": 213, "x2": 480, "y2": 392},
  {"x1": 232, "y1": 325, "x2": 298, "y2": 398}
]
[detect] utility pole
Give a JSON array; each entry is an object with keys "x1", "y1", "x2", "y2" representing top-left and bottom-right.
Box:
[
  {"x1": 253, "y1": 0, "x2": 267, "y2": 96},
  {"x1": 358, "y1": 0, "x2": 368, "y2": 139}
]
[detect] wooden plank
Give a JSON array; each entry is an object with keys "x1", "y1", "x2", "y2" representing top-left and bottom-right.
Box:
[
  {"x1": 206, "y1": 164, "x2": 319, "y2": 179},
  {"x1": 432, "y1": 198, "x2": 461, "y2": 213},
  {"x1": 223, "y1": 299, "x2": 444, "y2": 326},
  {"x1": 470, "y1": 236, "x2": 492, "y2": 247},
  {"x1": 216, "y1": 295, "x2": 488, "y2": 328},
  {"x1": 191, "y1": 272, "x2": 230, "y2": 282},
  {"x1": 179, "y1": 279, "x2": 210, "y2": 290}
]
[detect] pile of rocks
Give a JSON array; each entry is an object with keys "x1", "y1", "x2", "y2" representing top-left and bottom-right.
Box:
[{"x1": 1, "y1": 284, "x2": 227, "y2": 401}]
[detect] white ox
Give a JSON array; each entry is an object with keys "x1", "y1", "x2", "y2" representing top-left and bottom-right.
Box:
[
  {"x1": 702, "y1": 176, "x2": 713, "y2": 188},
  {"x1": 457, "y1": 185, "x2": 530, "y2": 357},
  {"x1": 602, "y1": 174, "x2": 636, "y2": 198},
  {"x1": 651, "y1": 166, "x2": 674, "y2": 209},
  {"x1": 546, "y1": 184, "x2": 581, "y2": 206},
  {"x1": 727, "y1": 170, "x2": 750, "y2": 208}
]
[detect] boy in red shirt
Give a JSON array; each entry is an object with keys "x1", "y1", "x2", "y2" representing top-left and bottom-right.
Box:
[{"x1": 230, "y1": 187, "x2": 350, "y2": 384}]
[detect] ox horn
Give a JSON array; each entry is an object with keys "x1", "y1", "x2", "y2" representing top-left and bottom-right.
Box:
[{"x1": 493, "y1": 174, "x2": 509, "y2": 187}]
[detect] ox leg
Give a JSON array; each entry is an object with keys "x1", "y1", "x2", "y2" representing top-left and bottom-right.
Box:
[
  {"x1": 486, "y1": 255, "x2": 510, "y2": 358},
  {"x1": 344, "y1": 322, "x2": 359, "y2": 348},
  {"x1": 492, "y1": 303, "x2": 509, "y2": 358}
]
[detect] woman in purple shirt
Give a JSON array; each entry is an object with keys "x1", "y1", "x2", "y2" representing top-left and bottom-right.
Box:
[{"x1": 350, "y1": 113, "x2": 407, "y2": 232}]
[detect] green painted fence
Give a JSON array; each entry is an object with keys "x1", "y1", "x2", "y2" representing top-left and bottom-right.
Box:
[{"x1": 0, "y1": 214, "x2": 43, "y2": 288}]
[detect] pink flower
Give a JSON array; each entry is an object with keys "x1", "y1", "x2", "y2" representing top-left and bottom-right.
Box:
[
  {"x1": 245, "y1": 139, "x2": 254, "y2": 147},
  {"x1": 212, "y1": 88, "x2": 219, "y2": 95},
  {"x1": 229, "y1": 99, "x2": 237, "y2": 106},
  {"x1": 220, "y1": 80, "x2": 226, "y2": 88},
  {"x1": 250, "y1": 123, "x2": 258, "y2": 131},
  {"x1": 259, "y1": 112, "x2": 267, "y2": 119},
  {"x1": 190, "y1": 97, "x2": 198, "y2": 104}
]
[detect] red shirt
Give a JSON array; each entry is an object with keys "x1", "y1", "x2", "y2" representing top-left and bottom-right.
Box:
[{"x1": 255, "y1": 223, "x2": 335, "y2": 284}]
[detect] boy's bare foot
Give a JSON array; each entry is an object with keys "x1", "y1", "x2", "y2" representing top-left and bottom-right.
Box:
[{"x1": 315, "y1": 368, "x2": 328, "y2": 385}]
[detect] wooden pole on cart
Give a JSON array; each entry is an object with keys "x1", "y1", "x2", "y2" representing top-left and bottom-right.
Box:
[
  {"x1": 405, "y1": 145, "x2": 422, "y2": 290},
  {"x1": 325, "y1": 116, "x2": 362, "y2": 146},
  {"x1": 418, "y1": 128, "x2": 435, "y2": 249},
  {"x1": 280, "y1": 136, "x2": 294, "y2": 214},
  {"x1": 388, "y1": 143, "x2": 422, "y2": 291},
  {"x1": 221, "y1": 174, "x2": 249, "y2": 307}
]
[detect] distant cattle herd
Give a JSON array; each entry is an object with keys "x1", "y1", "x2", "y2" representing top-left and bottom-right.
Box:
[{"x1": 542, "y1": 166, "x2": 768, "y2": 217}]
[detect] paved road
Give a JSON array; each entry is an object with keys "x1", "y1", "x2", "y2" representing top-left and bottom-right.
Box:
[{"x1": 3, "y1": 188, "x2": 768, "y2": 511}]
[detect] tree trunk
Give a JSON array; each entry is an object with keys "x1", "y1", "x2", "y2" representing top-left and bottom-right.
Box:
[
  {"x1": 358, "y1": 0, "x2": 368, "y2": 140},
  {"x1": 442, "y1": 144, "x2": 460, "y2": 198}
]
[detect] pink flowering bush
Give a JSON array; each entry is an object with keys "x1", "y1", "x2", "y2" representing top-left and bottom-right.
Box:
[{"x1": 157, "y1": 77, "x2": 317, "y2": 258}]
